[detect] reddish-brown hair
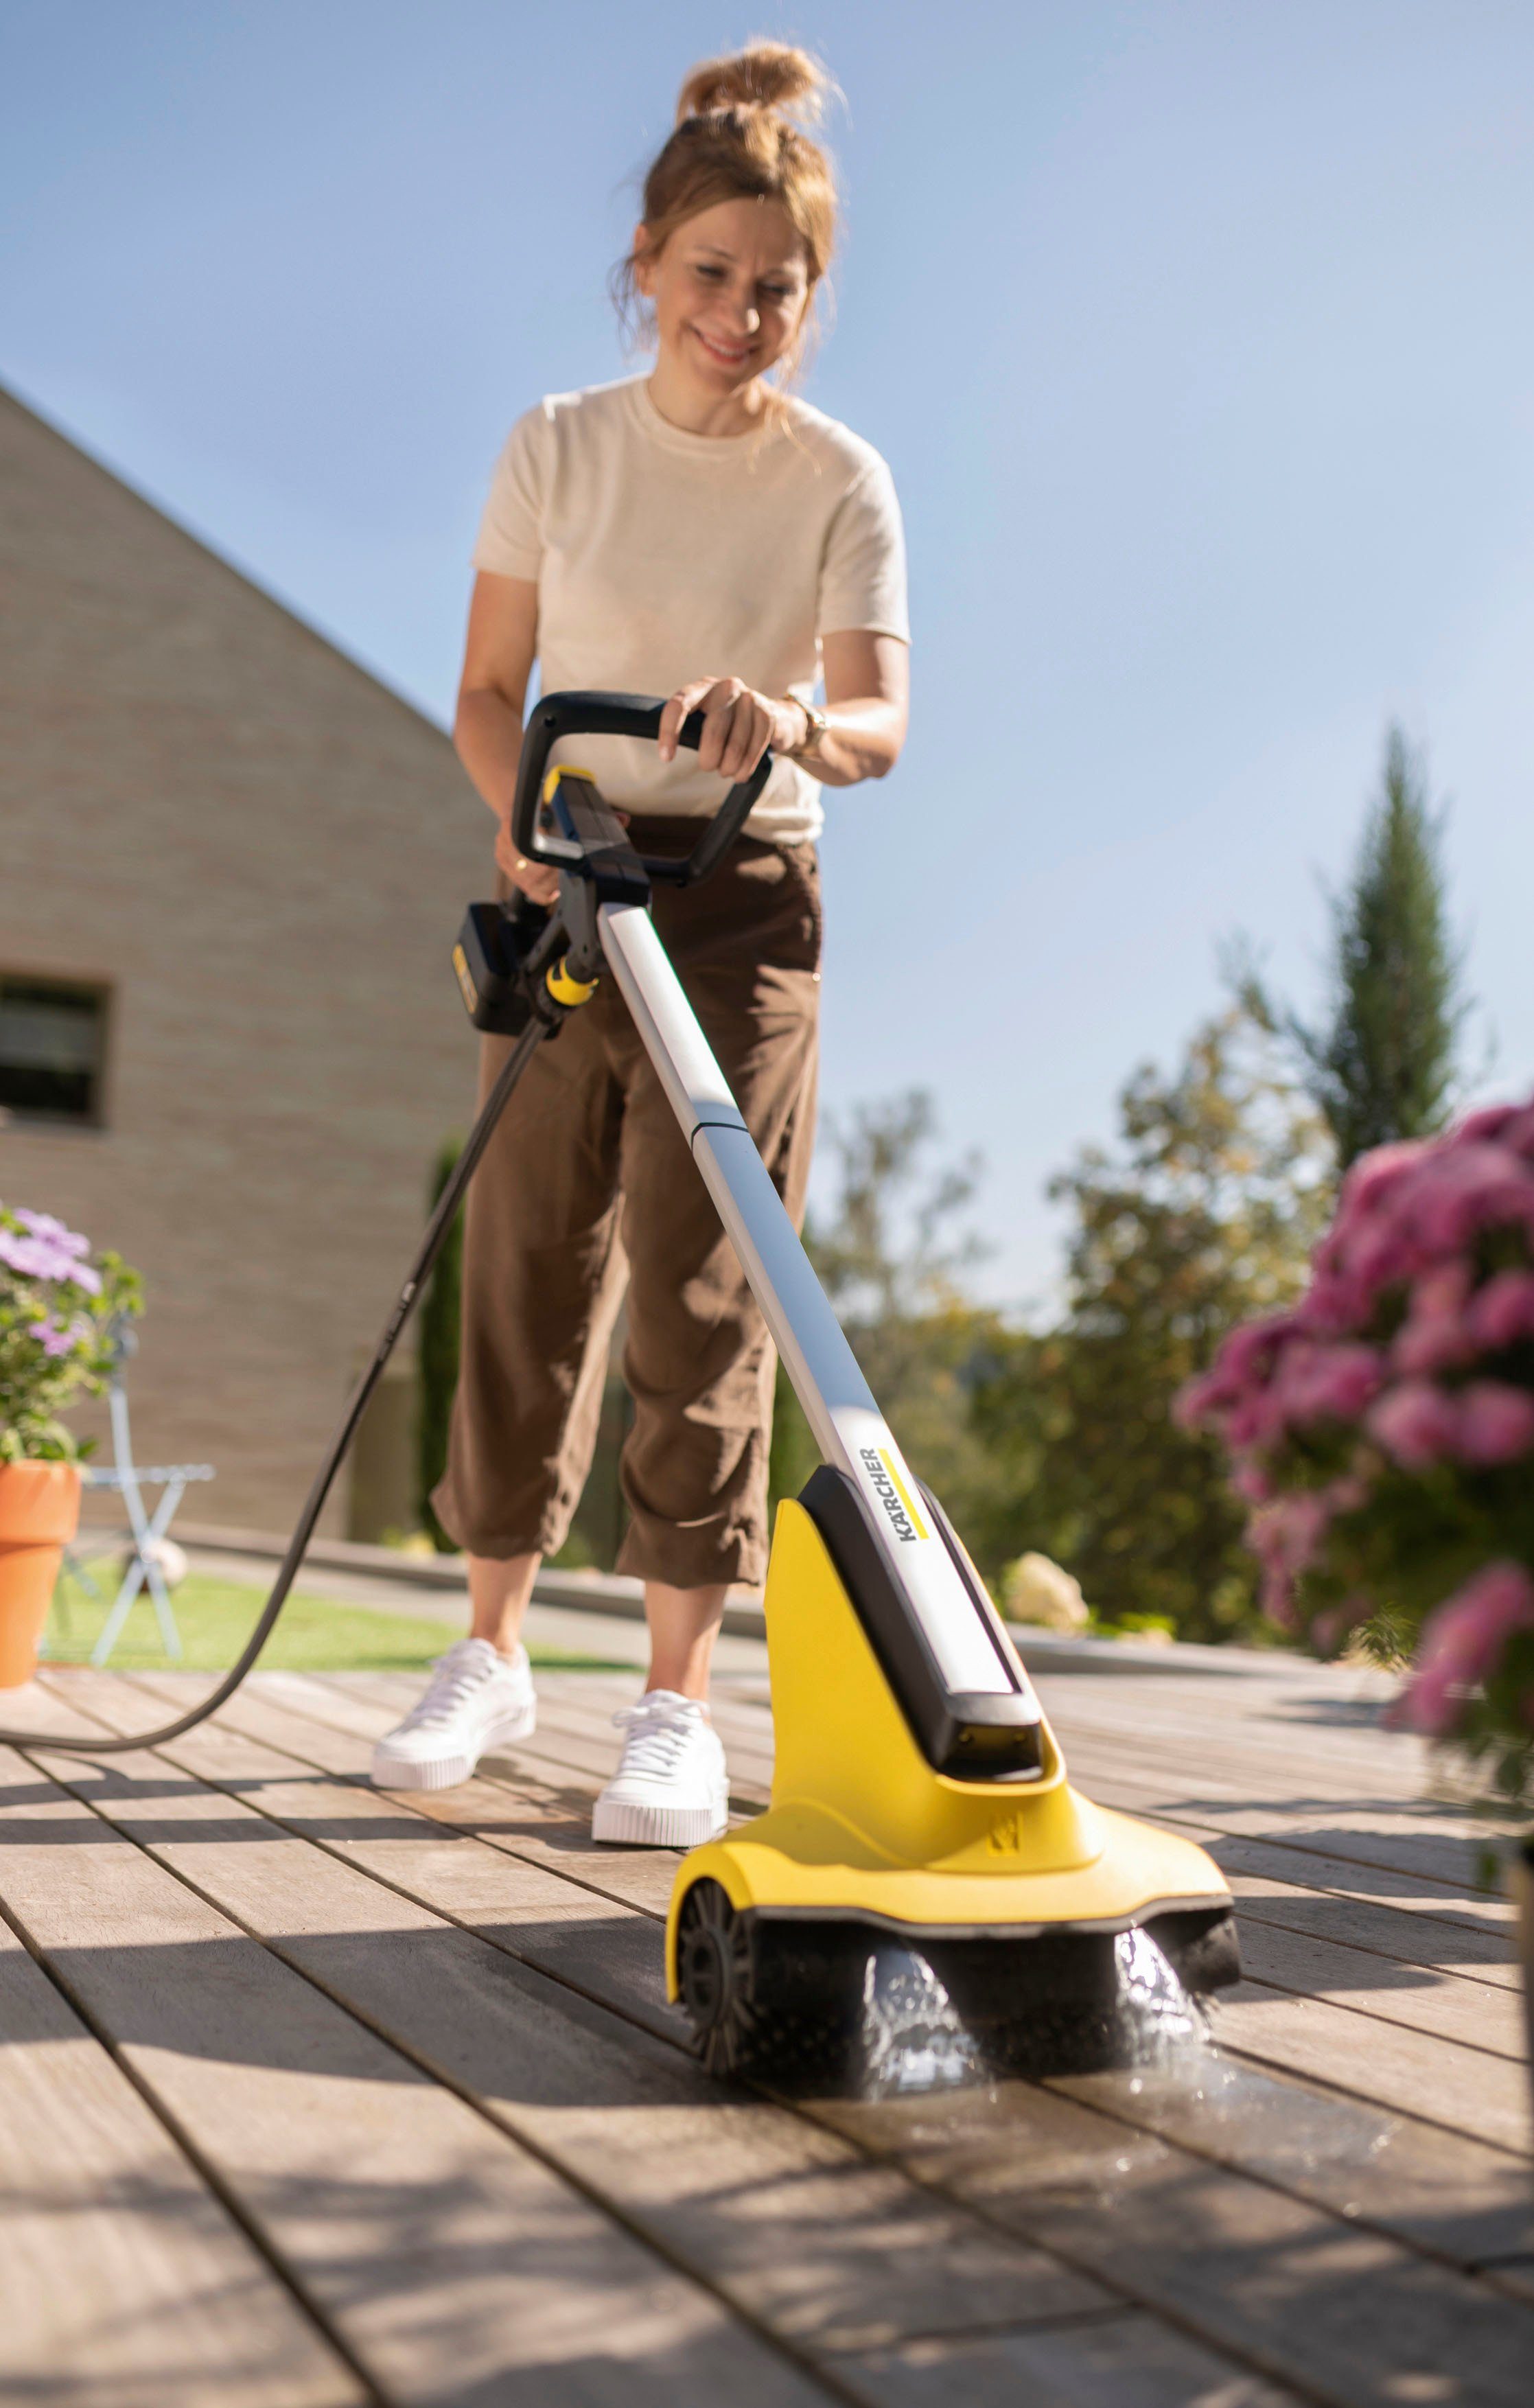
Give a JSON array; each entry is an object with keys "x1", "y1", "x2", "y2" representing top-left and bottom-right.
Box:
[{"x1": 616, "y1": 43, "x2": 839, "y2": 366}]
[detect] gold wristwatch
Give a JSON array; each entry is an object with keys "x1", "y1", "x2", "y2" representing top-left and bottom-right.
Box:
[{"x1": 783, "y1": 695, "x2": 828, "y2": 759}]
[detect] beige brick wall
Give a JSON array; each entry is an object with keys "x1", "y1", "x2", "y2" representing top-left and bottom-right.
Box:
[{"x1": 0, "y1": 388, "x2": 492, "y2": 1534}]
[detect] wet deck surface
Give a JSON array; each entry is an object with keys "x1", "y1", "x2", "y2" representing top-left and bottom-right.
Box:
[{"x1": 1, "y1": 1654, "x2": 1529, "y2": 2405}]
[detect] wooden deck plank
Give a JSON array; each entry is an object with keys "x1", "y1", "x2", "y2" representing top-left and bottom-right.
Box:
[
  {"x1": 268, "y1": 1674, "x2": 1532, "y2": 2105},
  {"x1": 839, "y1": 2312, "x2": 1297, "y2": 2407},
  {"x1": 1230, "y1": 1918, "x2": 1524, "y2": 2057},
  {"x1": 1211, "y1": 1982, "x2": 1531, "y2": 2154},
  {"x1": 820, "y1": 2080, "x2": 1534, "y2": 2408},
  {"x1": 1210, "y1": 1842, "x2": 1520, "y2": 1982},
  {"x1": 0, "y1": 1905, "x2": 362, "y2": 2408},
  {"x1": 28, "y1": 1684, "x2": 1351, "y2": 2407},
  {"x1": 52, "y1": 1676, "x2": 1534, "y2": 2403},
  {"x1": 125, "y1": 1667, "x2": 1533, "y2": 2140},
  {"x1": 1051, "y1": 2053, "x2": 1534, "y2": 2297},
  {"x1": 38, "y1": 1666, "x2": 1534, "y2": 2395},
  {"x1": 0, "y1": 1739, "x2": 838, "y2": 2408},
  {"x1": 30, "y1": 1718, "x2": 1135, "y2": 2378}
]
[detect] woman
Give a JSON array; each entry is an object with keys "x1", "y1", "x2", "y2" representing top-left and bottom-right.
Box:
[{"x1": 371, "y1": 43, "x2": 909, "y2": 1839}]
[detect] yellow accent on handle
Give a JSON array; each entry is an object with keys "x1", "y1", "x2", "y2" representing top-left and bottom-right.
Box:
[
  {"x1": 546, "y1": 958, "x2": 599, "y2": 1008},
  {"x1": 880, "y1": 1450, "x2": 930, "y2": 1543},
  {"x1": 542, "y1": 763, "x2": 596, "y2": 804}
]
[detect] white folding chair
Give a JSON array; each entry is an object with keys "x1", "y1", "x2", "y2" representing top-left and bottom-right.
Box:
[{"x1": 57, "y1": 1326, "x2": 215, "y2": 1666}]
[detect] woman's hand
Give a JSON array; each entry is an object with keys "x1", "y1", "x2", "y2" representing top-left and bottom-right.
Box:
[
  {"x1": 494, "y1": 813, "x2": 561, "y2": 906},
  {"x1": 658, "y1": 676, "x2": 802, "y2": 780}
]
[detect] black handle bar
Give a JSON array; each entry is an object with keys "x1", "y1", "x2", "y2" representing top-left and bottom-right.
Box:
[{"x1": 511, "y1": 691, "x2": 775, "y2": 888}]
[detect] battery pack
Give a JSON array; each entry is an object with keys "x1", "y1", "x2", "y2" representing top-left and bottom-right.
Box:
[{"x1": 452, "y1": 902, "x2": 540, "y2": 1036}]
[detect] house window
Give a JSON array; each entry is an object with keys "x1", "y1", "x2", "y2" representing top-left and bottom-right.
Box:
[{"x1": 0, "y1": 977, "x2": 110, "y2": 1125}]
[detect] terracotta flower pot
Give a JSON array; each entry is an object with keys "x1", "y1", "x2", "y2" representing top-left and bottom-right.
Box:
[{"x1": 0, "y1": 1461, "x2": 81, "y2": 1688}]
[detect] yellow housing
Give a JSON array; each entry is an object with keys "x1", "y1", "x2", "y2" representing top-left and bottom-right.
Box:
[{"x1": 665, "y1": 1498, "x2": 1231, "y2": 1998}]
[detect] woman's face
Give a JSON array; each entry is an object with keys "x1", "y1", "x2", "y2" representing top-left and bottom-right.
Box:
[{"x1": 638, "y1": 196, "x2": 811, "y2": 396}]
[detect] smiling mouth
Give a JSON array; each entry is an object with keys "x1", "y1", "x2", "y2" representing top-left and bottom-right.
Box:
[{"x1": 691, "y1": 325, "x2": 753, "y2": 369}]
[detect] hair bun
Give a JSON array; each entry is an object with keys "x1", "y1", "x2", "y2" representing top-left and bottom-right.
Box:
[{"x1": 676, "y1": 41, "x2": 826, "y2": 126}]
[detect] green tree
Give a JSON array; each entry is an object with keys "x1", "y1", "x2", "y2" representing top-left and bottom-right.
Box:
[
  {"x1": 1288, "y1": 726, "x2": 1465, "y2": 1168},
  {"x1": 971, "y1": 1004, "x2": 1332, "y2": 1640},
  {"x1": 417, "y1": 1136, "x2": 464, "y2": 1551}
]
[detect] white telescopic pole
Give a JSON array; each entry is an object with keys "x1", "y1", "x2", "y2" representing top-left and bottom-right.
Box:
[{"x1": 596, "y1": 901, "x2": 1032, "y2": 1705}]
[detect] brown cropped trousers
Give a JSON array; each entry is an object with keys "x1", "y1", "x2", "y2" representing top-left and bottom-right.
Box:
[{"x1": 432, "y1": 822, "x2": 821, "y2": 1590}]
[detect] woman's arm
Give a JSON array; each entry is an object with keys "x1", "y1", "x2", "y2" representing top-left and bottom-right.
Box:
[
  {"x1": 801, "y1": 629, "x2": 909, "y2": 787},
  {"x1": 453, "y1": 571, "x2": 554, "y2": 901},
  {"x1": 656, "y1": 628, "x2": 909, "y2": 787}
]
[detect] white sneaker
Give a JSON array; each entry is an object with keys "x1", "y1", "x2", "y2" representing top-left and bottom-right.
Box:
[
  {"x1": 591, "y1": 1689, "x2": 729, "y2": 1847},
  {"x1": 370, "y1": 1637, "x2": 537, "y2": 1792}
]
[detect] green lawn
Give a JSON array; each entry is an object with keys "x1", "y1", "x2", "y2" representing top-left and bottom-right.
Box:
[{"x1": 45, "y1": 1565, "x2": 627, "y2": 1675}]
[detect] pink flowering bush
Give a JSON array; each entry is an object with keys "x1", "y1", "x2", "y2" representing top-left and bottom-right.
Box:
[
  {"x1": 0, "y1": 1203, "x2": 142, "y2": 1462},
  {"x1": 1180, "y1": 1099, "x2": 1534, "y2": 1818}
]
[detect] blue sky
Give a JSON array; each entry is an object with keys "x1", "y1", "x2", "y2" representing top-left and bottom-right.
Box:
[{"x1": 5, "y1": 1, "x2": 1532, "y2": 1306}]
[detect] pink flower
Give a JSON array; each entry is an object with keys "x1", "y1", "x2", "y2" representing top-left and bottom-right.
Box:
[
  {"x1": 1404, "y1": 1144, "x2": 1534, "y2": 1255},
  {"x1": 1336, "y1": 1141, "x2": 1427, "y2": 1224},
  {"x1": 1345, "y1": 1218, "x2": 1423, "y2": 1301},
  {"x1": 1454, "y1": 1381, "x2": 1534, "y2": 1466},
  {"x1": 1393, "y1": 1262, "x2": 1476, "y2": 1376},
  {"x1": 1301, "y1": 1266, "x2": 1374, "y2": 1336},
  {"x1": 0, "y1": 1227, "x2": 101, "y2": 1293},
  {"x1": 1249, "y1": 1490, "x2": 1331, "y2": 1577},
  {"x1": 14, "y1": 1209, "x2": 89, "y2": 1258},
  {"x1": 1272, "y1": 1340, "x2": 1384, "y2": 1427},
  {"x1": 1454, "y1": 1105, "x2": 1520, "y2": 1146},
  {"x1": 1393, "y1": 1562, "x2": 1534, "y2": 1737},
  {"x1": 1467, "y1": 1270, "x2": 1534, "y2": 1353},
  {"x1": 1366, "y1": 1380, "x2": 1461, "y2": 1469},
  {"x1": 1175, "y1": 1316, "x2": 1299, "y2": 1434}
]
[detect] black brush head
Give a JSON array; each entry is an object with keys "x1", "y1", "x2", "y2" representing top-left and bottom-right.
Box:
[{"x1": 675, "y1": 1881, "x2": 1241, "y2": 2089}]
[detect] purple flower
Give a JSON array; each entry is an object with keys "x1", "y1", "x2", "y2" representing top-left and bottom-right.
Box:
[
  {"x1": 39, "y1": 1322, "x2": 78, "y2": 1358},
  {"x1": 1336, "y1": 1140, "x2": 1427, "y2": 1223},
  {"x1": 1393, "y1": 1262, "x2": 1476, "y2": 1377},
  {"x1": 1454, "y1": 1381, "x2": 1534, "y2": 1466},
  {"x1": 15, "y1": 1209, "x2": 89, "y2": 1258},
  {"x1": 1176, "y1": 1315, "x2": 1299, "y2": 1434},
  {"x1": 1249, "y1": 1490, "x2": 1332, "y2": 1580},
  {"x1": 1467, "y1": 1270, "x2": 1534, "y2": 1353},
  {"x1": 1393, "y1": 1561, "x2": 1534, "y2": 1737},
  {"x1": 1272, "y1": 1340, "x2": 1384, "y2": 1427},
  {"x1": 1404, "y1": 1144, "x2": 1534, "y2": 1255},
  {"x1": 1456, "y1": 1107, "x2": 1516, "y2": 1142},
  {"x1": 1366, "y1": 1380, "x2": 1462, "y2": 1469},
  {"x1": 0, "y1": 1226, "x2": 102, "y2": 1293}
]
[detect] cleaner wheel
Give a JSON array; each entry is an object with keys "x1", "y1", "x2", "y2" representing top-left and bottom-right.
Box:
[
  {"x1": 675, "y1": 1881, "x2": 865, "y2": 2081},
  {"x1": 676, "y1": 1879, "x2": 756, "y2": 2077}
]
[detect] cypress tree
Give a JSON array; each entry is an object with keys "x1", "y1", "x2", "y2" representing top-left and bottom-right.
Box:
[
  {"x1": 417, "y1": 1135, "x2": 464, "y2": 1551},
  {"x1": 1295, "y1": 726, "x2": 1464, "y2": 1168}
]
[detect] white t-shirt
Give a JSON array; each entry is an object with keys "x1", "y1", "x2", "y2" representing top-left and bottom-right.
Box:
[{"x1": 472, "y1": 375, "x2": 909, "y2": 845}]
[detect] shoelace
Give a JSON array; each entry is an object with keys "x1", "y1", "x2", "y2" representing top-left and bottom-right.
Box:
[
  {"x1": 400, "y1": 1643, "x2": 506, "y2": 1731},
  {"x1": 610, "y1": 1698, "x2": 705, "y2": 1779}
]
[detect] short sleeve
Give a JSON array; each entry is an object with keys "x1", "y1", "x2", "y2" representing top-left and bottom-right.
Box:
[
  {"x1": 471, "y1": 404, "x2": 550, "y2": 580},
  {"x1": 817, "y1": 456, "x2": 909, "y2": 642}
]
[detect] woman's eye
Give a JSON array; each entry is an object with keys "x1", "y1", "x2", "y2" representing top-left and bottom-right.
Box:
[{"x1": 694, "y1": 264, "x2": 725, "y2": 281}]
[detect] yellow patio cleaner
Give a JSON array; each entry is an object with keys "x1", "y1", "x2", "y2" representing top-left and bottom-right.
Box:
[{"x1": 0, "y1": 695, "x2": 1239, "y2": 2078}]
